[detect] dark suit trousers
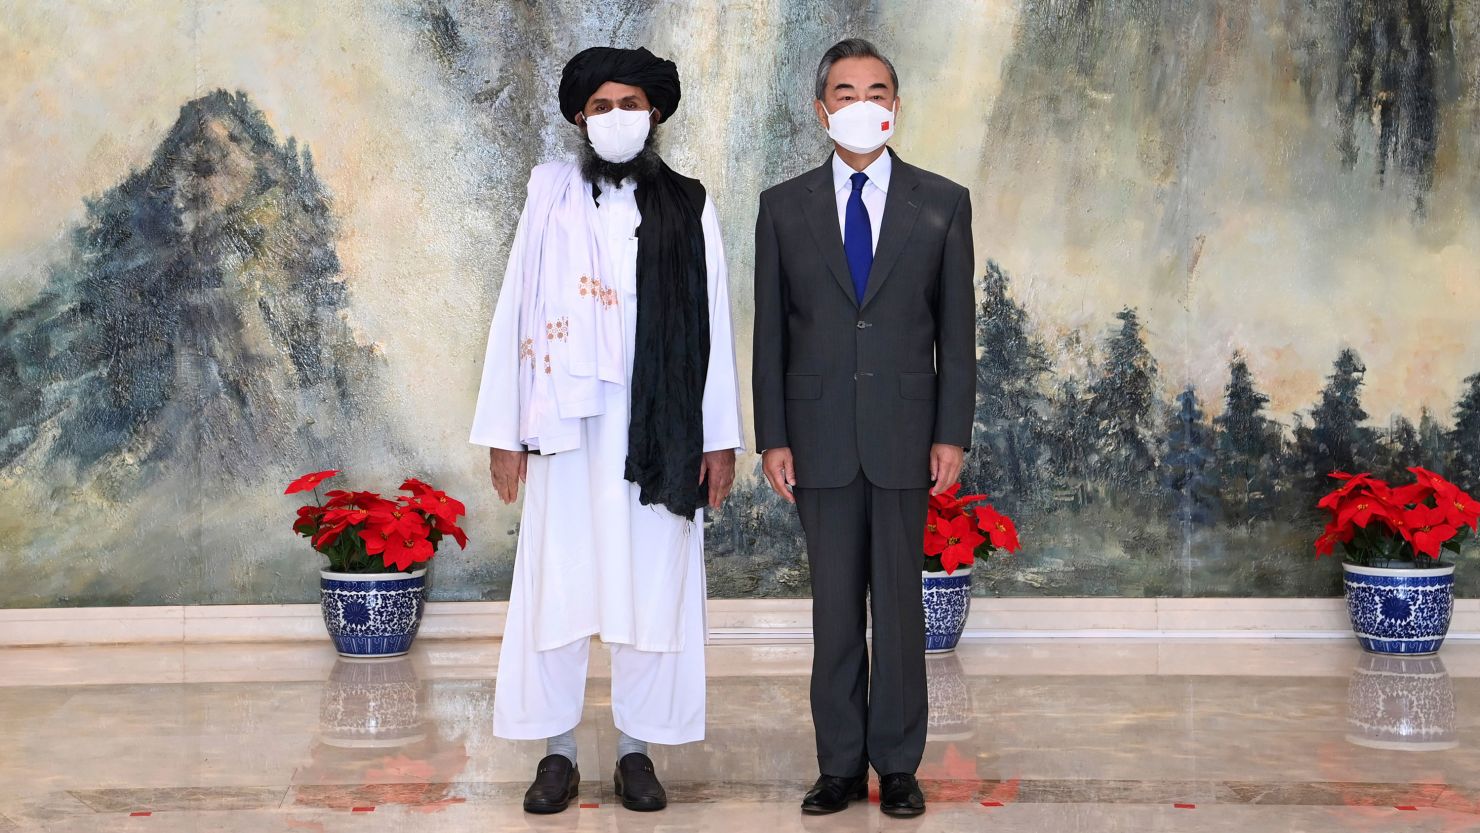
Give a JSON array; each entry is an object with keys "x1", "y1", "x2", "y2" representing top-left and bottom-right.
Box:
[{"x1": 795, "y1": 472, "x2": 929, "y2": 777}]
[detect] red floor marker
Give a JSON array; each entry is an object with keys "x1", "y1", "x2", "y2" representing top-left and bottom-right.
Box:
[
  {"x1": 981, "y1": 801, "x2": 1005, "y2": 807},
  {"x1": 351, "y1": 807, "x2": 375, "y2": 813},
  {"x1": 129, "y1": 811, "x2": 152, "y2": 817},
  {"x1": 1174, "y1": 803, "x2": 1197, "y2": 809},
  {"x1": 1396, "y1": 806, "x2": 1419, "y2": 811},
  {"x1": 579, "y1": 803, "x2": 600, "y2": 809}
]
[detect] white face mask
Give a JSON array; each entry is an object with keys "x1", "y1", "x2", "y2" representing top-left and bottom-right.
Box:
[
  {"x1": 824, "y1": 100, "x2": 896, "y2": 154},
  {"x1": 583, "y1": 108, "x2": 653, "y2": 163}
]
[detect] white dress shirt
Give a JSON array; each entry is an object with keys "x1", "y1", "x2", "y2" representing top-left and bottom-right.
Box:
[{"x1": 832, "y1": 150, "x2": 891, "y2": 255}]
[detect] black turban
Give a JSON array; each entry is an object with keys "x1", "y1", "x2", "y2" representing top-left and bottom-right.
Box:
[{"x1": 559, "y1": 46, "x2": 681, "y2": 124}]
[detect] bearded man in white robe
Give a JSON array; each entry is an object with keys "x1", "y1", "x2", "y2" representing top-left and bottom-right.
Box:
[{"x1": 469, "y1": 46, "x2": 743, "y2": 815}]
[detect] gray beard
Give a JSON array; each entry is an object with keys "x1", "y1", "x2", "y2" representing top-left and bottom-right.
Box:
[{"x1": 580, "y1": 132, "x2": 662, "y2": 188}]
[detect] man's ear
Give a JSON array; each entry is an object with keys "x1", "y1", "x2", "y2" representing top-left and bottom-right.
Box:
[
  {"x1": 813, "y1": 99, "x2": 828, "y2": 129},
  {"x1": 650, "y1": 109, "x2": 662, "y2": 125}
]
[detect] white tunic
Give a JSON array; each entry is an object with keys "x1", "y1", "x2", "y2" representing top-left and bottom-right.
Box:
[{"x1": 470, "y1": 173, "x2": 744, "y2": 653}]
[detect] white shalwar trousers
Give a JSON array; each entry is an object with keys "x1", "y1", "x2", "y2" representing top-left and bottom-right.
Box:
[{"x1": 491, "y1": 531, "x2": 708, "y2": 745}]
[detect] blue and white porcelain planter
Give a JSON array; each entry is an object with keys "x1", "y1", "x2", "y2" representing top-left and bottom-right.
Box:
[
  {"x1": 320, "y1": 569, "x2": 427, "y2": 658},
  {"x1": 1342, "y1": 562, "x2": 1455, "y2": 656},
  {"x1": 923, "y1": 566, "x2": 972, "y2": 653}
]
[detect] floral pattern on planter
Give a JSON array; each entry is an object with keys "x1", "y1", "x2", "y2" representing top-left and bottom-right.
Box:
[
  {"x1": 923, "y1": 568, "x2": 972, "y2": 653},
  {"x1": 1342, "y1": 563, "x2": 1454, "y2": 655},
  {"x1": 320, "y1": 570, "x2": 427, "y2": 657}
]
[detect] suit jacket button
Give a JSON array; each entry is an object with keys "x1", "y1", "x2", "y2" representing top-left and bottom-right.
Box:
[{"x1": 856, "y1": 320, "x2": 867, "y2": 329}]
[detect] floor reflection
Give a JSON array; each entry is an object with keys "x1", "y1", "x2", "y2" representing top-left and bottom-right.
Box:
[
  {"x1": 3, "y1": 639, "x2": 1480, "y2": 831},
  {"x1": 290, "y1": 657, "x2": 470, "y2": 813},
  {"x1": 1346, "y1": 653, "x2": 1458, "y2": 752}
]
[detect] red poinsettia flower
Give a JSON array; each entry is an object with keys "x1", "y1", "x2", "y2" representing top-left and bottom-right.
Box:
[
  {"x1": 285, "y1": 469, "x2": 340, "y2": 495},
  {"x1": 324, "y1": 489, "x2": 384, "y2": 509},
  {"x1": 924, "y1": 509, "x2": 952, "y2": 555},
  {"x1": 400, "y1": 478, "x2": 435, "y2": 496},
  {"x1": 939, "y1": 514, "x2": 985, "y2": 574},
  {"x1": 434, "y1": 517, "x2": 469, "y2": 549},
  {"x1": 1408, "y1": 467, "x2": 1456, "y2": 495},
  {"x1": 313, "y1": 506, "x2": 371, "y2": 549},
  {"x1": 293, "y1": 505, "x2": 324, "y2": 536},
  {"x1": 410, "y1": 489, "x2": 467, "y2": 524},
  {"x1": 1335, "y1": 492, "x2": 1392, "y2": 530},
  {"x1": 1438, "y1": 488, "x2": 1480, "y2": 532},
  {"x1": 975, "y1": 505, "x2": 1021, "y2": 553},
  {"x1": 359, "y1": 526, "x2": 391, "y2": 556},
  {"x1": 1314, "y1": 521, "x2": 1356, "y2": 557},
  {"x1": 1405, "y1": 504, "x2": 1458, "y2": 560},
  {"x1": 382, "y1": 535, "x2": 435, "y2": 571},
  {"x1": 1317, "y1": 472, "x2": 1389, "y2": 510},
  {"x1": 928, "y1": 483, "x2": 987, "y2": 519},
  {"x1": 1388, "y1": 481, "x2": 1433, "y2": 508},
  {"x1": 368, "y1": 502, "x2": 429, "y2": 541}
]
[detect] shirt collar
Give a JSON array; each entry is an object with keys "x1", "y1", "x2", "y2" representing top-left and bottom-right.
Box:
[{"x1": 831, "y1": 150, "x2": 892, "y2": 195}]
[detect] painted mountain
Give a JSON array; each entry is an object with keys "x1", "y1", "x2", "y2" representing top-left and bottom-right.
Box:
[
  {"x1": 0, "y1": 90, "x2": 382, "y2": 605},
  {"x1": 2, "y1": 90, "x2": 371, "y2": 483}
]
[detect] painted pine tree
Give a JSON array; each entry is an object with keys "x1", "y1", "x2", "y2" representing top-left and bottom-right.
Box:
[
  {"x1": 1451, "y1": 373, "x2": 1480, "y2": 491},
  {"x1": 1162, "y1": 385, "x2": 1219, "y2": 526},
  {"x1": 1418, "y1": 407, "x2": 1453, "y2": 474},
  {"x1": 1378, "y1": 415, "x2": 1425, "y2": 479},
  {"x1": 1086, "y1": 308, "x2": 1160, "y2": 493},
  {"x1": 1046, "y1": 377, "x2": 1097, "y2": 506},
  {"x1": 1213, "y1": 353, "x2": 1282, "y2": 521},
  {"x1": 962, "y1": 261, "x2": 1052, "y2": 510},
  {"x1": 1292, "y1": 349, "x2": 1379, "y2": 496}
]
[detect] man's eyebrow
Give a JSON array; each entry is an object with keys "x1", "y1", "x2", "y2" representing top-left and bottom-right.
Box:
[
  {"x1": 868, "y1": 82, "x2": 890, "y2": 90},
  {"x1": 831, "y1": 82, "x2": 856, "y2": 90}
]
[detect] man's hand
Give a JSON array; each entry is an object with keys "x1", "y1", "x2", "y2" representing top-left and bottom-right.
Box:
[
  {"x1": 930, "y1": 444, "x2": 965, "y2": 496},
  {"x1": 489, "y1": 448, "x2": 528, "y2": 505},
  {"x1": 699, "y1": 449, "x2": 737, "y2": 510},
  {"x1": 762, "y1": 447, "x2": 797, "y2": 504}
]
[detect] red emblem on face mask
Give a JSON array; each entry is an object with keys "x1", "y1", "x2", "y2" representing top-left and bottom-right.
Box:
[{"x1": 881, "y1": 121, "x2": 890, "y2": 130}]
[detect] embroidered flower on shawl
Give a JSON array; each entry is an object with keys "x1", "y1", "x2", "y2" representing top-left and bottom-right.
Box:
[{"x1": 579, "y1": 275, "x2": 618, "y2": 309}]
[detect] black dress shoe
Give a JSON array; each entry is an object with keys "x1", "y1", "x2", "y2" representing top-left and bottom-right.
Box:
[
  {"x1": 614, "y1": 752, "x2": 667, "y2": 811},
  {"x1": 523, "y1": 754, "x2": 579, "y2": 814},
  {"x1": 879, "y1": 772, "x2": 925, "y2": 817},
  {"x1": 801, "y1": 774, "x2": 868, "y2": 814}
]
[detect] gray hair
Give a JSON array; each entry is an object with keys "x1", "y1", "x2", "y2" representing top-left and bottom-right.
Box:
[{"x1": 814, "y1": 38, "x2": 899, "y2": 101}]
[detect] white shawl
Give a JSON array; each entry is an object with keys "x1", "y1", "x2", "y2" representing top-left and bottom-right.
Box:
[{"x1": 472, "y1": 161, "x2": 625, "y2": 454}]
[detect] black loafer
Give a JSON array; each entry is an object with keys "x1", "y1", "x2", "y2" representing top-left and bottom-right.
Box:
[
  {"x1": 801, "y1": 774, "x2": 868, "y2": 814},
  {"x1": 523, "y1": 754, "x2": 579, "y2": 814},
  {"x1": 879, "y1": 772, "x2": 925, "y2": 817},
  {"x1": 614, "y1": 752, "x2": 667, "y2": 811}
]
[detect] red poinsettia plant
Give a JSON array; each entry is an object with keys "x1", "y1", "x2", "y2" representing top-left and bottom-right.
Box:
[
  {"x1": 1314, "y1": 467, "x2": 1479, "y2": 567},
  {"x1": 924, "y1": 484, "x2": 1022, "y2": 574},
  {"x1": 286, "y1": 470, "x2": 469, "y2": 573}
]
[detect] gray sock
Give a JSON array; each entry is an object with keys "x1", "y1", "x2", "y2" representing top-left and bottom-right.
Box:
[
  {"x1": 546, "y1": 728, "x2": 577, "y2": 765},
  {"x1": 617, "y1": 730, "x2": 649, "y2": 760}
]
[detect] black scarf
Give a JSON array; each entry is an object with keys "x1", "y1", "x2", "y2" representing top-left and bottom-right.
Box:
[{"x1": 619, "y1": 163, "x2": 710, "y2": 518}]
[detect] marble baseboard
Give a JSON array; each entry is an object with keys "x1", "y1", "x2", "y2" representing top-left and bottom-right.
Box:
[{"x1": 2, "y1": 597, "x2": 1478, "y2": 647}]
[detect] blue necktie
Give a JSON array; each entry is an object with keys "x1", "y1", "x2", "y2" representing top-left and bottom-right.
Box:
[{"x1": 844, "y1": 171, "x2": 872, "y2": 304}]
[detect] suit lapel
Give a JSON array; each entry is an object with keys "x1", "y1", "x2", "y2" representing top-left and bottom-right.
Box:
[
  {"x1": 802, "y1": 161, "x2": 859, "y2": 307},
  {"x1": 861, "y1": 155, "x2": 921, "y2": 309}
]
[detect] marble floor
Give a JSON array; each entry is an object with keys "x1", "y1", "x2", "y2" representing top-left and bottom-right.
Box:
[{"x1": 2, "y1": 638, "x2": 1480, "y2": 832}]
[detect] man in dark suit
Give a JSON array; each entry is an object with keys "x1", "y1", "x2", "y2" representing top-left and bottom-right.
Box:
[{"x1": 752, "y1": 38, "x2": 976, "y2": 818}]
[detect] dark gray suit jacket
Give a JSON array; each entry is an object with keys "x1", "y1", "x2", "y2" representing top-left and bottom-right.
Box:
[{"x1": 752, "y1": 150, "x2": 976, "y2": 490}]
